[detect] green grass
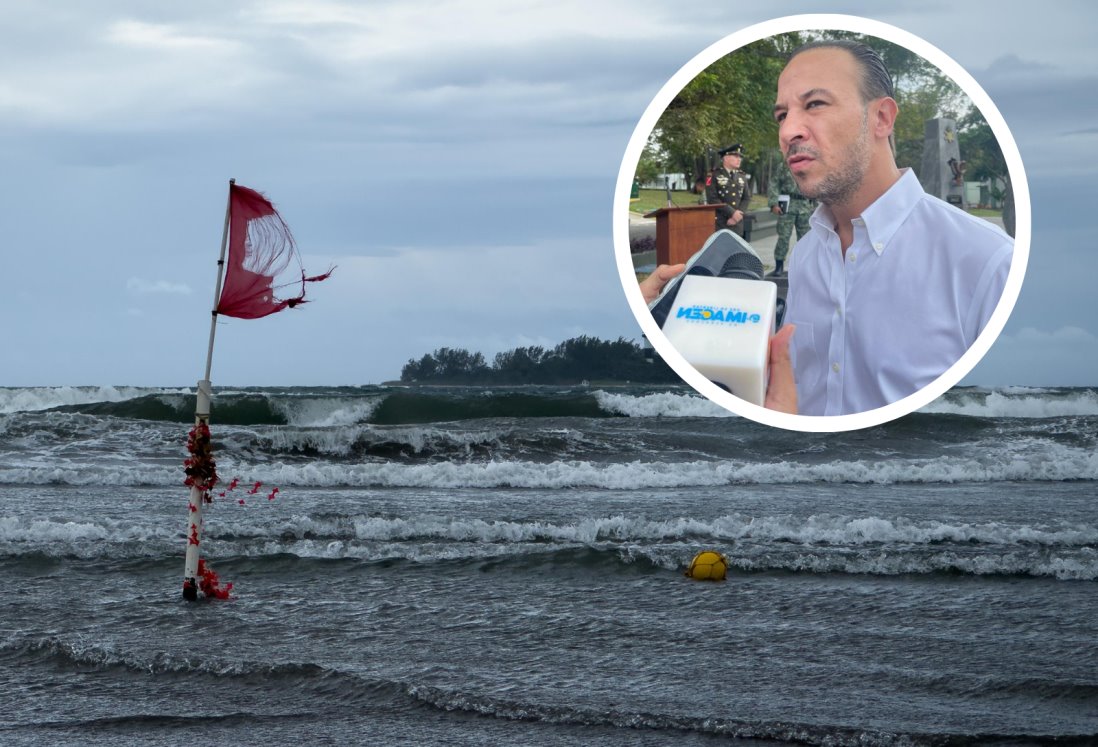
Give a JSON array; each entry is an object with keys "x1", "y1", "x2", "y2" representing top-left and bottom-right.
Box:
[
  {"x1": 630, "y1": 188, "x2": 768, "y2": 216},
  {"x1": 966, "y1": 207, "x2": 1003, "y2": 217},
  {"x1": 629, "y1": 188, "x2": 700, "y2": 215}
]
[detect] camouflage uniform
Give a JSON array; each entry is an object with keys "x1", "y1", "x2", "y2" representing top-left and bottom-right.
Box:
[
  {"x1": 706, "y1": 165, "x2": 750, "y2": 237},
  {"x1": 767, "y1": 165, "x2": 814, "y2": 263}
]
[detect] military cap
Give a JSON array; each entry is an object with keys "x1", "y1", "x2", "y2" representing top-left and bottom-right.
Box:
[{"x1": 718, "y1": 144, "x2": 745, "y2": 157}]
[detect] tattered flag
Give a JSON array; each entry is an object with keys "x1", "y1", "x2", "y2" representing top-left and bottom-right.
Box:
[{"x1": 217, "y1": 184, "x2": 332, "y2": 320}]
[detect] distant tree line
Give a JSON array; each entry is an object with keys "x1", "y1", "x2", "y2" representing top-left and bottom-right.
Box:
[{"x1": 400, "y1": 336, "x2": 682, "y2": 384}]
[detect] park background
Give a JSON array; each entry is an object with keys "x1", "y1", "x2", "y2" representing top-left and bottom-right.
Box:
[
  {"x1": 630, "y1": 29, "x2": 1010, "y2": 231},
  {"x1": 1, "y1": 2, "x2": 1095, "y2": 389}
]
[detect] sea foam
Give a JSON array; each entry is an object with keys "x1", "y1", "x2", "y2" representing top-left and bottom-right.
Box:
[
  {"x1": 594, "y1": 390, "x2": 732, "y2": 418},
  {"x1": 5, "y1": 511, "x2": 1096, "y2": 581},
  {"x1": 4, "y1": 441, "x2": 1098, "y2": 488},
  {"x1": 921, "y1": 388, "x2": 1098, "y2": 418},
  {"x1": 0, "y1": 386, "x2": 187, "y2": 415},
  {"x1": 268, "y1": 397, "x2": 382, "y2": 427}
]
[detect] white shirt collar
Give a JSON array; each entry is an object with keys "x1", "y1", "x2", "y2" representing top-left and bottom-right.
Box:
[{"x1": 808, "y1": 168, "x2": 923, "y2": 256}]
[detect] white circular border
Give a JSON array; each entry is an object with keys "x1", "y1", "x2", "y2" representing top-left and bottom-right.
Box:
[{"x1": 614, "y1": 13, "x2": 1030, "y2": 433}]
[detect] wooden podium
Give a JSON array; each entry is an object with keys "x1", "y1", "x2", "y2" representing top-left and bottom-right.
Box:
[{"x1": 644, "y1": 204, "x2": 721, "y2": 266}]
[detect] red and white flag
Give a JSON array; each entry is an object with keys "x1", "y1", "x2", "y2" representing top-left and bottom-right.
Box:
[{"x1": 217, "y1": 184, "x2": 331, "y2": 319}]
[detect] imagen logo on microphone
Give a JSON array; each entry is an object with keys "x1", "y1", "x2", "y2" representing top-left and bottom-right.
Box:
[{"x1": 675, "y1": 305, "x2": 763, "y2": 325}]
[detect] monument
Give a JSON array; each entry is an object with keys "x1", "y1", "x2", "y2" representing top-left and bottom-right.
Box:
[{"x1": 919, "y1": 118, "x2": 966, "y2": 209}]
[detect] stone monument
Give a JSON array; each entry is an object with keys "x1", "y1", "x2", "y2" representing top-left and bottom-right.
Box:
[{"x1": 919, "y1": 118, "x2": 966, "y2": 209}]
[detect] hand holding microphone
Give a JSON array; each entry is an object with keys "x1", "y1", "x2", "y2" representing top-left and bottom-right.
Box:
[
  {"x1": 640, "y1": 263, "x2": 686, "y2": 304},
  {"x1": 764, "y1": 324, "x2": 797, "y2": 414},
  {"x1": 643, "y1": 230, "x2": 796, "y2": 411}
]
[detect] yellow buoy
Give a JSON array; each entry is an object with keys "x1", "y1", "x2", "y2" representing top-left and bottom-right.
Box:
[{"x1": 685, "y1": 550, "x2": 728, "y2": 581}]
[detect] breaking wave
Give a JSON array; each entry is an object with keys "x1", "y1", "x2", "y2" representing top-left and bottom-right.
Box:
[
  {"x1": 7, "y1": 385, "x2": 1098, "y2": 426},
  {"x1": 5, "y1": 512, "x2": 1095, "y2": 580},
  {"x1": 0, "y1": 386, "x2": 188, "y2": 415},
  {"x1": 922, "y1": 387, "x2": 1098, "y2": 418},
  {"x1": 4, "y1": 438, "x2": 1096, "y2": 488}
]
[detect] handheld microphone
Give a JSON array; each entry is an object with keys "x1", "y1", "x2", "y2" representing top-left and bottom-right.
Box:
[{"x1": 647, "y1": 230, "x2": 782, "y2": 406}]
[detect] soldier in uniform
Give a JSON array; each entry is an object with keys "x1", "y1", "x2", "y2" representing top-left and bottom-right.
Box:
[
  {"x1": 766, "y1": 161, "x2": 814, "y2": 276},
  {"x1": 706, "y1": 144, "x2": 751, "y2": 237}
]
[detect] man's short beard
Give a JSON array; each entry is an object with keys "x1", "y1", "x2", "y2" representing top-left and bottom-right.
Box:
[{"x1": 799, "y1": 110, "x2": 871, "y2": 206}]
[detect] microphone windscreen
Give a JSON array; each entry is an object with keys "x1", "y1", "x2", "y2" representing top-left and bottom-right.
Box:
[{"x1": 719, "y1": 250, "x2": 763, "y2": 281}]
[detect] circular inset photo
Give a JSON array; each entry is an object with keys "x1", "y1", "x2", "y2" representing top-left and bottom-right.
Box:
[{"x1": 614, "y1": 15, "x2": 1029, "y2": 432}]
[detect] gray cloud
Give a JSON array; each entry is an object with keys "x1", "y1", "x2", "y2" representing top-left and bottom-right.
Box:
[{"x1": 1, "y1": 1, "x2": 1096, "y2": 386}]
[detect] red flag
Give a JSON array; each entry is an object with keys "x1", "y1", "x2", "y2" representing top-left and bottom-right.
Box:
[{"x1": 217, "y1": 184, "x2": 332, "y2": 320}]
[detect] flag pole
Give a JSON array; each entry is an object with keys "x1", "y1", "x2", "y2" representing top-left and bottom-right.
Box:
[{"x1": 183, "y1": 178, "x2": 235, "y2": 601}]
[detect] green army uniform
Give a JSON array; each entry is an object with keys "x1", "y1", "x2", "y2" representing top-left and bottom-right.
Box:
[
  {"x1": 706, "y1": 145, "x2": 751, "y2": 237},
  {"x1": 767, "y1": 164, "x2": 814, "y2": 274}
]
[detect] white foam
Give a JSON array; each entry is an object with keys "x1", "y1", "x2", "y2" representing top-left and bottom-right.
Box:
[
  {"x1": 594, "y1": 390, "x2": 733, "y2": 418},
  {"x1": 4, "y1": 440, "x2": 1098, "y2": 488},
  {"x1": 268, "y1": 397, "x2": 382, "y2": 427},
  {"x1": 726, "y1": 549, "x2": 1098, "y2": 581},
  {"x1": 203, "y1": 534, "x2": 1079, "y2": 579},
  {"x1": 332, "y1": 513, "x2": 1097, "y2": 547},
  {"x1": 705, "y1": 513, "x2": 1098, "y2": 546},
  {"x1": 921, "y1": 389, "x2": 1098, "y2": 418},
  {"x1": 999, "y1": 386, "x2": 1054, "y2": 395},
  {"x1": 0, "y1": 515, "x2": 175, "y2": 545},
  {"x1": 251, "y1": 426, "x2": 371, "y2": 457},
  {"x1": 0, "y1": 386, "x2": 189, "y2": 415},
  {"x1": 21, "y1": 510, "x2": 1079, "y2": 549},
  {"x1": 6, "y1": 510, "x2": 1096, "y2": 581},
  {"x1": 347, "y1": 514, "x2": 688, "y2": 543},
  {"x1": 0, "y1": 464, "x2": 180, "y2": 486}
]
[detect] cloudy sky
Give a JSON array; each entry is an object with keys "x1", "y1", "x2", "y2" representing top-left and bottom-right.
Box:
[{"x1": 2, "y1": 1, "x2": 1096, "y2": 387}]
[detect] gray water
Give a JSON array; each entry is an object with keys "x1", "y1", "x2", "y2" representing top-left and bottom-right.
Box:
[{"x1": 2, "y1": 385, "x2": 1097, "y2": 745}]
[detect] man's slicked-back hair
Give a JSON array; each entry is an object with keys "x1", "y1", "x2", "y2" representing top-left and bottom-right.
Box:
[{"x1": 789, "y1": 38, "x2": 895, "y2": 104}]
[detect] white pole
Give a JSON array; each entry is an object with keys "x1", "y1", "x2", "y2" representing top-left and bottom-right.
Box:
[{"x1": 183, "y1": 179, "x2": 235, "y2": 601}]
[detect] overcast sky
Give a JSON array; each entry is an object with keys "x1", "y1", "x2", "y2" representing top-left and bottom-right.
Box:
[{"x1": 2, "y1": 1, "x2": 1096, "y2": 387}]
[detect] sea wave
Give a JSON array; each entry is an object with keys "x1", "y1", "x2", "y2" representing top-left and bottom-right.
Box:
[
  {"x1": 232, "y1": 423, "x2": 547, "y2": 460},
  {"x1": 27, "y1": 389, "x2": 615, "y2": 425},
  {"x1": 6, "y1": 636, "x2": 1093, "y2": 746},
  {"x1": 3, "y1": 636, "x2": 329, "y2": 678},
  {"x1": 0, "y1": 386, "x2": 189, "y2": 415},
  {"x1": 724, "y1": 548, "x2": 1098, "y2": 581},
  {"x1": 922, "y1": 388, "x2": 1098, "y2": 418},
  {"x1": 0, "y1": 515, "x2": 177, "y2": 544},
  {"x1": 267, "y1": 397, "x2": 382, "y2": 427},
  {"x1": 5, "y1": 441, "x2": 1096, "y2": 488},
  {"x1": 593, "y1": 390, "x2": 728, "y2": 418},
  {"x1": 5, "y1": 512, "x2": 1096, "y2": 581},
  {"x1": 320, "y1": 513, "x2": 1098, "y2": 548},
  {"x1": 7, "y1": 385, "x2": 1098, "y2": 424},
  {"x1": 405, "y1": 683, "x2": 1097, "y2": 746}
]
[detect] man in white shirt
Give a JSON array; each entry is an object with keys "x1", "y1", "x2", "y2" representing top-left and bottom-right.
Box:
[{"x1": 773, "y1": 40, "x2": 1013, "y2": 416}]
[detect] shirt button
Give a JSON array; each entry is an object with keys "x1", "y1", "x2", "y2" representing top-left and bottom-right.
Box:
[
  {"x1": 849, "y1": 252, "x2": 857, "y2": 262},
  {"x1": 873, "y1": 242, "x2": 883, "y2": 250},
  {"x1": 831, "y1": 362, "x2": 840, "y2": 373}
]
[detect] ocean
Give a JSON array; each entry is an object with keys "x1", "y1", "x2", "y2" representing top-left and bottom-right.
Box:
[{"x1": 2, "y1": 384, "x2": 1096, "y2": 746}]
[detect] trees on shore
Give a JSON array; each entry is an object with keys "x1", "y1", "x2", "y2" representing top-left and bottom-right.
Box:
[{"x1": 400, "y1": 336, "x2": 681, "y2": 385}]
